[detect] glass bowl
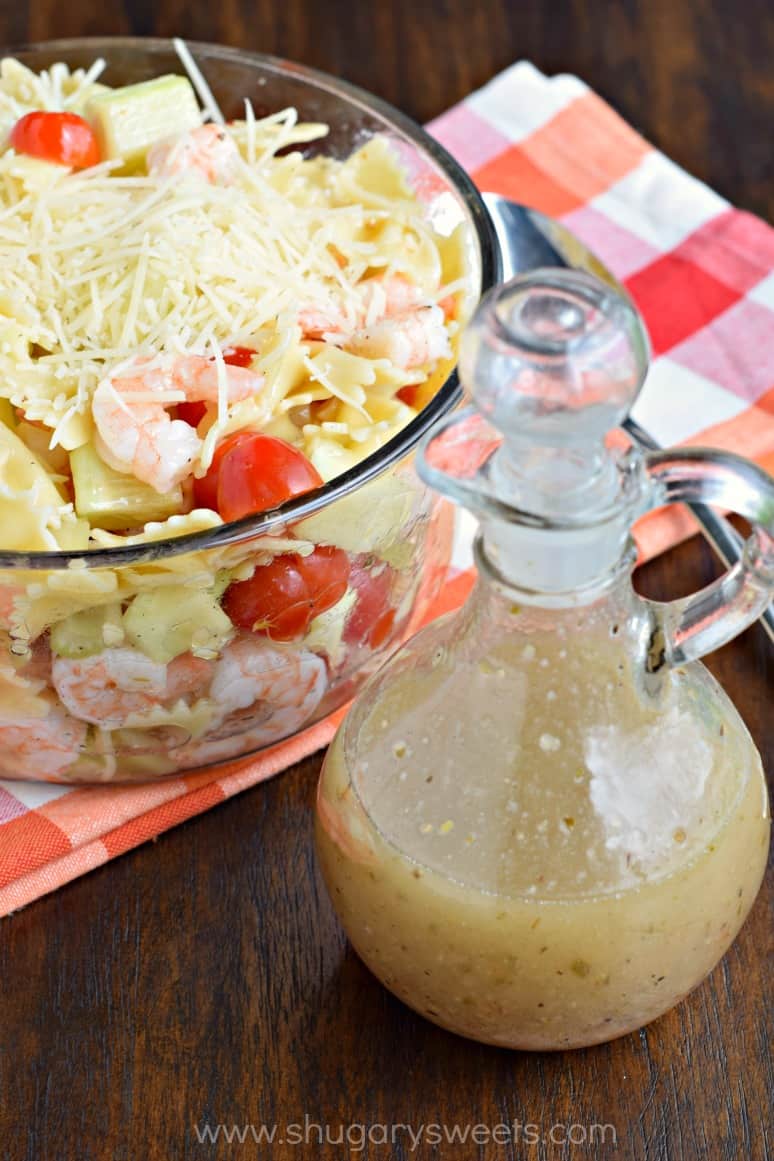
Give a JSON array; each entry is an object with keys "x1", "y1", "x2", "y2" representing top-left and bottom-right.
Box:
[{"x1": 0, "y1": 38, "x2": 498, "y2": 783}]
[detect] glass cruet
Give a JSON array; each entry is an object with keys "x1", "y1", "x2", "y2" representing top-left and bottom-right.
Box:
[{"x1": 314, "y1": 270, "x2": 773, "y2": 1051}]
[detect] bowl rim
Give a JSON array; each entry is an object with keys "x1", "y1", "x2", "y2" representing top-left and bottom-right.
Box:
[{"x1": 0, "y1": 37, "x2": 500, "y2": 570}]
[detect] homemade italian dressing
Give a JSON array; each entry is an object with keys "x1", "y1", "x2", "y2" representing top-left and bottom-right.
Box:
[
  {"x1": 316, "y1": 591, "x2": 769, "y2": 1048},
  {"x1": 314, "y1": 270, "x2": 773, "y2": 1049}
]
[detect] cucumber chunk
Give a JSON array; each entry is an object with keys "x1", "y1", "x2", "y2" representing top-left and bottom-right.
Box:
[
  {"x1": 295, "y1": 470, "x2": 415, "y2": 558},
  {"x1": 123, "y1": 585, "x2": 233, "y2": 664},
  {"x1": 87, "y1": 75, "x2": 201, "y2": 171},
  {"x1": 70, "y1": 443, "x2": 184, "y2": 530}
]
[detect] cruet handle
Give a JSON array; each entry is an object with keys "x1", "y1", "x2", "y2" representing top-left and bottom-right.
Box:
[{"x1": 644, "y1": 448, "x2": 774, "y2": 666}]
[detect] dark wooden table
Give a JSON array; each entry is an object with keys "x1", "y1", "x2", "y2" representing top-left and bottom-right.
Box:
[{"x1": 0, "y1": 3, "x2": 772, "y2": 1159}]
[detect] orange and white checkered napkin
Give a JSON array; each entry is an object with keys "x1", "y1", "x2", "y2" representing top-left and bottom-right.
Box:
[{"x1": 1, "y1": 62, "x2": 772, "y2": 916}]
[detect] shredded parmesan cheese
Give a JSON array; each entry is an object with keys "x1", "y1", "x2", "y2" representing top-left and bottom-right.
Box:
[{"x1": 173, "y1": 38, "x2": 224, "y2": 125}]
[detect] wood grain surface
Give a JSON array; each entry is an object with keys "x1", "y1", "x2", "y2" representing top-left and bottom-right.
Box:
[{"x1": 0, "y1": 3, "x2": 772, "y2": 1159}]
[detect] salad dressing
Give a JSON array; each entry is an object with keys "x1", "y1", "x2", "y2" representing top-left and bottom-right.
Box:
[
  {"x1": 316, "y1": 617, "x2": 768, "y2": 1048},
  {"x1": 315, "y1": 270, "x2": 773, "y2": 1048}
]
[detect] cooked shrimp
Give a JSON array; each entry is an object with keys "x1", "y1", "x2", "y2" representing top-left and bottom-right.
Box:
[
  {"x1": 298, "y1": 274, "x2": 423, "y2": 340},
  {"x1": 0, "y1": 701, "x2": 87, "y2": 780},
  {"x1": 173, "y1": 635, "x2": 328, "y2": 766},
  {"x1": 296, "y1": 304, "x2": 343, "y2": 342},
  {"x1": 165, "y1": 652, "x2": 216, "y2": 700},
  {"x1": 299, "y1": 274, "x2": 449, "y2": 368},
  {"x1": 358, "y1": 273, "x2": 423, "y2": 320},
  {"x1": 92, "y1": 355, "x2": 265, "y2": 493},
  {"x1": 210, "y1": 635, "x2": 327, "y2": 732},
  {"x1": 147, "y1": 124, "x2": 240, "y2": 184},
  {"x1": 51, "y1": 647, "x2": 214, "y2": 730},
  {"x1": 345, "y1": 303, "x2": 451, "y2": 369}
]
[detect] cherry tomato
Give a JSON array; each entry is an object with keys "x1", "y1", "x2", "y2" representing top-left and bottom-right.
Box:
[
  {"x1": 11, "y1": 111, "x2": 100, "y2": 169},
  {"x1": 301, "y1": 546, "x2": 352, "y2": 615},
  {"x1": 369, "y1": 606, "x2": 396, "y2": 648},
  {"x1": 192, "y1": 431, "x2": 255, "y2": 511},
  {"x1": 396, "y1": 385, "x2": 420, "y2": 408},
  {"x1": 222, "y1": 346, "x2": 256, "y2": 368},
  {"x1": 177, "y1": 400, "x2": 209, "y2": 429},
  {"x1": 344, "y1": 561, "x2": 396, "y2": 647},
  {"x1": 202, "y1": 433, "x2": 323, "y2": 522},
  {"x1": 223, "y1": 546, "x2": 350, "y2": 641},
  {"x1": 224, "y1": 555, "x2": 311, "y2": 640}
]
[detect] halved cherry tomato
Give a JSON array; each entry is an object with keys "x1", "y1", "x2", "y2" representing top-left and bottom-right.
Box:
[
  {"x1": 192, "y1": 431, "x2": 254, "y2": 511},
  {"x1": 196, "y1": 432, "x2": 323, "y2": 522},
  {"x1": 344, "y1": 561, "x2": 396, "y2": 648},
  {"x1": 223, "y1": 546, "x2": 350, "y2": 641},
  {"x1": 11, "y1": 111, "x2": 100, "y2": 169}
]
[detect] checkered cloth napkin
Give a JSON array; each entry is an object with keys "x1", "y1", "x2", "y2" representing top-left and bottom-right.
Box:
[{"x1": 1, "y1": 62, "x2": 772, "y2": 917}]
